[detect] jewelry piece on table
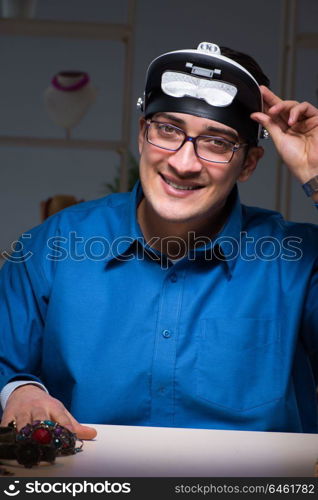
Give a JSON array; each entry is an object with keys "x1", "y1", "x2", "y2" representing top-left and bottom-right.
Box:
[
  {"x1": 16, "y1": 420, "x2": 83, "y2": 467},
  {"x1": 17, "y1": 420, "x2": 83, "y2": 454},
  {"x1": 0, "y1": 420, "x2": 83, "y2": 468}
]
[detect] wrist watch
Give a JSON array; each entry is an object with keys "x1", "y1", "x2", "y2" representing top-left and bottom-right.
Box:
[{"x1": 302, "y1": 175, "x2": 318, "y2": 197}]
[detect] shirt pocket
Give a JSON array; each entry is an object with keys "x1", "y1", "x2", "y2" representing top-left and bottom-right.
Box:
[{"x1": 196, "y1": 317, "x2": 282, "y2": 412}]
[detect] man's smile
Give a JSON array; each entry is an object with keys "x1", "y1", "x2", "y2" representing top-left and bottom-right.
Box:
[{"x1": 160, "y1": 173, "x2": 204, "y2": 191}]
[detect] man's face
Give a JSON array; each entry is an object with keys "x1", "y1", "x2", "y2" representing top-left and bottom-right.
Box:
[{"x1": 138, "y1": 112, "x2": 263, "y2": 229}]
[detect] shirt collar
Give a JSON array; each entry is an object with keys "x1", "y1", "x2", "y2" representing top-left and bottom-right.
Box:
[
  {"x1": 104, "y1": 182, "x2": 144, "y2": 263},
  {"x1": 106, "y1": 181, "x2": 243, "y2": 276},
  {"x1": 189, "y1": 185, "x2": 243, "y2": 277}
]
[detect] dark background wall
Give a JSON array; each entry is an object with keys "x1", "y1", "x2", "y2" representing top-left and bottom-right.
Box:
[{"x1": 0, "y1": 0, "x2": 317, "y2": 256}]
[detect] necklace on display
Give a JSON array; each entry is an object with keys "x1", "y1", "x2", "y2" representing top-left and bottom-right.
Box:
[{"x1": 43, "y1": 71, "x2": 98, "y2": 138}]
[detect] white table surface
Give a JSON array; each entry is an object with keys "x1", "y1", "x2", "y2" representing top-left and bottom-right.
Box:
[{"x1": 2, "y1": 424, "x2": 318, "y2": 477}]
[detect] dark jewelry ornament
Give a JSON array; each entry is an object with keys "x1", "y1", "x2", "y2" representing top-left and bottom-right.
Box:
[{"x1": 0, "y1": 420, "x2": 83, "y2": 468}]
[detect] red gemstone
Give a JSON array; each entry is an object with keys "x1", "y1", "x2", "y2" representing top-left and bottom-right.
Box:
[{"x1": 32, "y1": 428, "x2": 52, "y2": 444}]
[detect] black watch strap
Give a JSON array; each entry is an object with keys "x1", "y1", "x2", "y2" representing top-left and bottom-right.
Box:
[{"x1": 302, "y1": 175, "x2": 318, "y2": 197}]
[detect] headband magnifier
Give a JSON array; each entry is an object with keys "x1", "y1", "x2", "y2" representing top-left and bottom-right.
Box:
[{"x1": 137, "y1": 42, "x2": 268, "y2": 145}]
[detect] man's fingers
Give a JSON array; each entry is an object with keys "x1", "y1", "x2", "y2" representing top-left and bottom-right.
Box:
[
  {"x1": 250, "y1": 111, "x2": 269, "y2": 126},
  {"x1": 2, "y1": 415, "x2": 96, "y2": 445},
  {"x1": 64, "y1": 410, "x2": 97, "y2": 439},
  {"x1": 251, "y1": 111, "x2": 287, "y2": 139},
  {"x1": 267, "y1": 100, "x2": 298, "y2": 122},
  {"x1": 253, "y1": 101, "x2": 318, "y2": 140},
  {"x1": 288, "y1": 101, "x2": 318, "y2": 125},
  {"x1": 259, "y1": 85, "x2": 282, "y2": 107},
  {"x1": 2, "y1": 410, "x2": 97, "y2": 440},
  {"x1": 263, "y1": 98, "x2": 318, "y2": 129},
  {"x1": 16, "y1": 411, "x2": 47, "y2": 431},
  {"x1": 1, "y1": 408, "x2": 33, "y2": 430},
  {"x1": 48, "y1": 412, "x2": 77, "y2": 433},
  {"x1": 291, "y1": 115, "x2": 318, "y2": 134},
  {"x1": 46, "y1": 414, "x2": 97, "y2": 440},
  {"x1": 259, "y1": 87, "x2": 295, "y2": 130},
  {"x1": 1, "y1": 411, "x2": 21, "y2": 428},
  {"x1": 1, "y1": 386, "x2": 97, "y2": 441},
  {"x1": 73, "y1": 424, "x2": 97, "y2": 440}
]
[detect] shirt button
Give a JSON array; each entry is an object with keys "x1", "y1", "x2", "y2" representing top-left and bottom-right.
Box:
[
  {"x1": 162, "y1": 329, "x2": 171, "y2": 338},
  {"x1": 170, "y1": 272, "x2": 177, "y2": 283}
]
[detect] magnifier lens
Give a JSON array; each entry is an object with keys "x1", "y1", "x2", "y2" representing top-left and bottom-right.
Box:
[
  {"x1": 161, "y1": 72, "x2": 197, "y2": 97},
  {"x1": 161, "y1": 71, "x2": 237, "y2": 107}
]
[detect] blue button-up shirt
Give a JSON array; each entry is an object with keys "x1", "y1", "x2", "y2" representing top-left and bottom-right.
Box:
[{"x1": 0, "y1": 182, "x2": 317, "y2": 432}]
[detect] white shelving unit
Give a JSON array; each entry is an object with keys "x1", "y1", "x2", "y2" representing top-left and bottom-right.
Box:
[
  {"x1": 0, "y1": 0, "x2": 136, "y2": 260},
  {"x1": 0, "y1": 0, "x2": 136, "y2": 192}
]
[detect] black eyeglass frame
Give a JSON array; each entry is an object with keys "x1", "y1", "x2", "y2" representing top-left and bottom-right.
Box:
[{"x1": 145, "y1": 119, "x2": 248, "y2": 164}]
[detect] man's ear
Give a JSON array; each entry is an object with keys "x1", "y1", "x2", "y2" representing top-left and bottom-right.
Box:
[
  {"x1": 238, "y1": 146, "x2": 264, "y2": 182},
  {"x1": 138, "y1": 117, "x2": 147, "y2": 154}
]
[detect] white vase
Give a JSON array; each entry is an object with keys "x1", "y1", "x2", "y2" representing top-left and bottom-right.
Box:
[{"x1": 1, "y1": 0, "x2": 37, "y2": 18}]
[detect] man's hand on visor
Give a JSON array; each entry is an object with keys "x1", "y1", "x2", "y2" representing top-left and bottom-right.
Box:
[{"x1": 251, "y1": 85, "x2": 318, "y2": 187}]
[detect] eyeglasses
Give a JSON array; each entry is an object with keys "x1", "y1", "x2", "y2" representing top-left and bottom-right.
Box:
[{"x1": 145, "y1": 120, "x2": 248, "y2": 164}]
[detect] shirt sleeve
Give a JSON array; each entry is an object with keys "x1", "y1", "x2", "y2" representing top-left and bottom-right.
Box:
[
  {"x1": 0, "y1": 235, "x2": 50, "y2": 392},
  {"x1": 302, "y1": 205, "x2": 318, "y2": 373},
  {"x1": 0, "y1": 380, "x2": 48, "y2": 410},
  {"x1": 301, "y1": 257, "x2": 318, "y2": 383}
]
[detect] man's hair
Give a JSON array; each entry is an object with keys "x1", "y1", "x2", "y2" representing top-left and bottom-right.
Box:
[{"x1": 220, "y1": 46, "x2": 270, "y2": 88}]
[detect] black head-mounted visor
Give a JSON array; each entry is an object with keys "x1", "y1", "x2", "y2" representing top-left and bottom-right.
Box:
[{"x1": 137, "y1": 42, "x2": 267, "y2": 145}]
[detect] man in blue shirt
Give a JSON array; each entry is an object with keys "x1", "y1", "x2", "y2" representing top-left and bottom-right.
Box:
[{"x1": 0, "y1": 42, "x2": 318, "y2": 439}]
